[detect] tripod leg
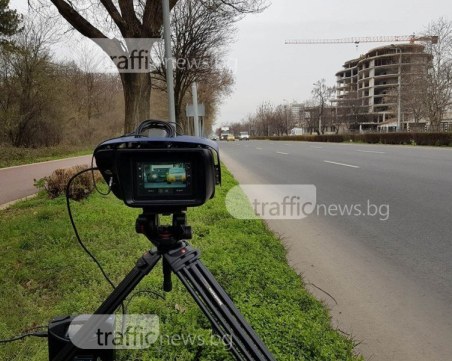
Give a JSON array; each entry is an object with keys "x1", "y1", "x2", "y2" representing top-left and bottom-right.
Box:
[
  {"x1": 52, "y1": 249, "x2": 161, "y2": 361},
  {"x1": 164, "y1": 244, "x2": 276, "y2": 361},
  {"x1": 94, "y1": 249, "x2": 161, "y2": 314}
]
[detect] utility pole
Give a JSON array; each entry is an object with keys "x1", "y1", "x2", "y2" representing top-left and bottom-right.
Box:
[
  {"x1": 192, "y1": 82, "x2": 200, "y2": 136},
  {"x1": 162, "y1": 0, "x2": 176, "y2": 125},
  {"x1": 283, "y1": 99, "x2": 289, "y2": 135}
]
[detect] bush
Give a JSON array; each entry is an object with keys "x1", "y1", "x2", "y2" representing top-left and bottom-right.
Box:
[{"x1": 37, "y1": 165, "x2": 102, "y2": 201}]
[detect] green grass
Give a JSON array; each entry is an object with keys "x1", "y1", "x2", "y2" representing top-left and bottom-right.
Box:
[
  {"x1": 0, "y1": 145, "x2": 92, "y2": 168},
  {"x1": 0, "y1": 166, "x2": 361, "y2": 360}
]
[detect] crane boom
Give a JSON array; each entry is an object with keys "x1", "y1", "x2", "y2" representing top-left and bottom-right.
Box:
[{"x1": 285, "y1": 35, "x2": 439, "y2": 45}]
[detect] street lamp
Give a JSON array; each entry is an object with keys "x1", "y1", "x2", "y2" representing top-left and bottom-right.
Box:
[
  {"x1": 283, "y1": 99, "x2": 289, "y2": 135},
  {"x1": 392, "y1": 45, "x2": 402, "y2": 132}
]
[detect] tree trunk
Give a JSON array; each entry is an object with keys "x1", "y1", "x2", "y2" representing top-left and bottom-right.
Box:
[{"x1": 120, "y1": 72, "x2": 152, "y2": 133}]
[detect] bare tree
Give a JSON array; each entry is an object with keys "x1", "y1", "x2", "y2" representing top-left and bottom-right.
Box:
[
  {"x1": 311, "y1": 79, "x2": 335, "y2": 135},
  {"x1": 422, "y1": 18, "x2": 452, "y2": 129},
  {"x1": 271, "y1": 104, "x2": 295, "y2": 135},
  {"x1": 255, "y1": 101, "x2": 273, "y2": 136},
  {"x1": 196, "y1": 68, "x2": 234, "y2": 133},
  {"x1": 386, "y1": 59, "x2": 429, "y2": 126}
]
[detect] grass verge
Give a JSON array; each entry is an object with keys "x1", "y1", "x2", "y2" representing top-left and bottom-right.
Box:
[
  {"x1": 0, "y1": 145, "x2": 92, "y2": 169},
  {"x1": 0, "y1": 165, "x2": 361, "y2": 360}
]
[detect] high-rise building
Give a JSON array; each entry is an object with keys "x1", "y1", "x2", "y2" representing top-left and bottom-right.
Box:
[{"x1": 336, "y1": 44, "x2": 431, "y2": 131}]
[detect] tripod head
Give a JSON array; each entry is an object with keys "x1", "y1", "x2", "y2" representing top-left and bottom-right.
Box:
[
  {"x1": 135, "y1": 209, "x2": 193, "y2": 292},
  {"x1": 135, "y1": 209, "x2": 192, "y2": 249}
]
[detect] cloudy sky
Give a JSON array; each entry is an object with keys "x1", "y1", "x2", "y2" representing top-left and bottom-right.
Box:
[{"x1": 10, "y1": 0, "x2": 452, "y2": 127}]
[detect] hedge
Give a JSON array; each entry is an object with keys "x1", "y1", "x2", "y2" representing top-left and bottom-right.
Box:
[{"x1": 253, "y1": 133, "x2": 452, "y2": 146}]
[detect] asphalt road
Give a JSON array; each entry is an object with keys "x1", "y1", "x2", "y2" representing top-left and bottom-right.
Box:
[
  {"x1": 0, "y1": 155, "x2": 93, "y2": 208},
  {"x1": 220, "y1": 140, "x2": 452, "y2": 361}
]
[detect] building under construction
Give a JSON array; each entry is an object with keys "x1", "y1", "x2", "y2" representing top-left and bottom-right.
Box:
[{"x1": 335, "y1": 44, "x2": 431, "y2": 131}]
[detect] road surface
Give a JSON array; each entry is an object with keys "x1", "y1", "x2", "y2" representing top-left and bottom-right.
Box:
[
  {"x1": 220, "y1": 140, "x2": 452, "y2": 361},
  {"x1": 0, "y1": 155, "x2": 93, "y2": 208}
]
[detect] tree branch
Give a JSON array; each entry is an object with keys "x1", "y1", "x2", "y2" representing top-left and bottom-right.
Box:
[
  {"x1": 99, "y1": 0, "x2": 128, "y2": 35},
  {"x1": 49, "y1": 0, "x2": 107, "y2": 39},
  {"x1": 117, "y1": 0, "x2": 141, "y2": 36}
]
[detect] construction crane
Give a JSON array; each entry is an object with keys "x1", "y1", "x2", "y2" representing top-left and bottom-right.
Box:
[{"x1": 285, "y1": 35, "x2": 439, "y2": 45}]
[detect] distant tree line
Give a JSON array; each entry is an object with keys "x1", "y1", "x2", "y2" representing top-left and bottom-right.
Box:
[
  {"x1": 220, "y1": 101, "x2": 298, "y2": 137},
  {"x1": 0, "y1": 17, "x2": 124, "y2": 148}
]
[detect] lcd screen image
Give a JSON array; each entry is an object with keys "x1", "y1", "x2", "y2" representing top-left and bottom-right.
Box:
[{"x1": 136, "y1": 162, "x2": 192, "y2": 197}]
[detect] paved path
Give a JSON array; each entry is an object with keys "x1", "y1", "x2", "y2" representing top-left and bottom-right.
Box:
[{"x1": 0, "y1": 155, "x2": 93, "y2": 207}]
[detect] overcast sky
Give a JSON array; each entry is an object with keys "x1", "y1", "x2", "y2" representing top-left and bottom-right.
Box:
[{"x1": 10, "y1": 0, "x2": 452, "y2": 128}]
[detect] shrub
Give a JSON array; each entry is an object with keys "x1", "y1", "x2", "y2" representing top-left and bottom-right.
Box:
[{"x1": 37, "y1": 165, "x2": 102, "y2": 201}]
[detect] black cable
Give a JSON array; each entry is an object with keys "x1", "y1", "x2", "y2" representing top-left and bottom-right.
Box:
[
  {"x1": 23, "y1": 325, "x2": 47, "y2": 332},
  {"x1": 90, "y1": 156, "x2": 111, "y2": 196},
  {"x1": 0, "y1": 331, "x2": 48, "y2": 343},
  {"x1": 65, "y1": 168, "x2": 116, "y2": 290},
  {"x1": 125, "y1": 289, "x2": 165, "y2": 314},
  {"x1": 66, "y1": 168, "x2": 126, "y2": 317}
]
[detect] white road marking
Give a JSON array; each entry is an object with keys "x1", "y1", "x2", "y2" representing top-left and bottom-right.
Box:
[
  {"x1": 355, "y1": 150, "x2": 385, "y2": 154},
  {"x1": 256, "y1": 147, "x2": 263, "y2": 150},
  {"x1": 324, "y1": 160, "x2": 360, "y2": 169},
  {"x1": 277, "y1": 151, "x2": 289, "y2": 155},
  {"x1": 310, "y1": 146, "x2": 323, "y2": 149}
]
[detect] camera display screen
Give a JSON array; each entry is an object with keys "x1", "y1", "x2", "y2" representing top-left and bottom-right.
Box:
[{"x1": 136, "y1": 162, "x2": 192, "y2": 198}]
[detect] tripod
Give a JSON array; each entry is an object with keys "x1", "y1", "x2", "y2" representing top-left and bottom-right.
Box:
[{"x1": 52, "y1": 210, "x2": 276, "y2": 361}]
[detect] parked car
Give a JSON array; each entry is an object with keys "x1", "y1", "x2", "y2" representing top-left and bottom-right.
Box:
[
  {"x1": 238, "y1": 131, "x2": 250, "y2": 140},
  {"x1": 226, "y1": 134, "x2": 235, "y2": 141}
]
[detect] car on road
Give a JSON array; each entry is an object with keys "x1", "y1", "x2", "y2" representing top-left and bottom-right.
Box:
[
  {"x1": 166, "y1": 167, "x2": 187, "y2": 183},
  {"x1": 238, "y1": 131, "x2": 250, "y2": 140},
  {"x1": 226, "y1": 134, "x2": 236, "y2": 141}
]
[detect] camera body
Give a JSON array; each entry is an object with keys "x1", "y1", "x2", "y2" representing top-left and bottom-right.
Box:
[{"x1": 94, "y1": 135, "x2": 220, "y2": 212}]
